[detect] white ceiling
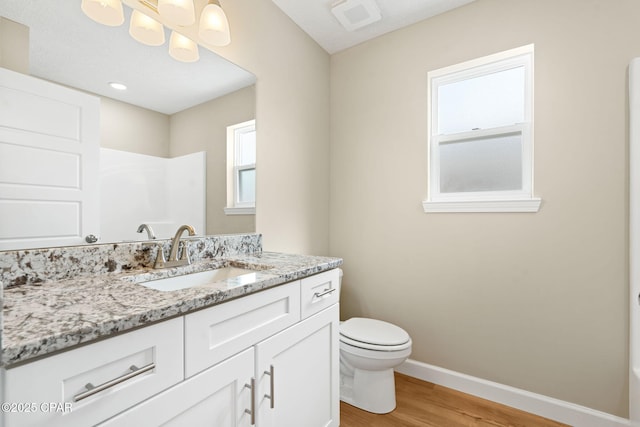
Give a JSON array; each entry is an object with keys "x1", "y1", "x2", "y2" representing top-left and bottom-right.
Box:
[
  {"x1": 0, "y1": 0, "x2": 256, "y2": 114},
  {"x1": 271, "y1": 0, "x2": 477, "y2": 54},
  {"x1": 0, "y1": 1, "x2": 474, "y2": 114}
]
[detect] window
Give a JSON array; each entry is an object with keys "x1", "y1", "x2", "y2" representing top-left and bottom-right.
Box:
[
  {"x1": 225, "y1": 120, "x2": 256, "y2": 215},
  {"x1": 423, "y1": 44, "x2": 541, "y2": 213}
]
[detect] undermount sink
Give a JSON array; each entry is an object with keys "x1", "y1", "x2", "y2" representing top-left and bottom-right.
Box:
[{"x1": 134, "y1": 267, "x2": 259, "y2": 292}]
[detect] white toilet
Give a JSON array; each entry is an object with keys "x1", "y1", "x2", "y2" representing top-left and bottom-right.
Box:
[{"x1": 339, "y1": 317, "x2": 412, "y2": 414}]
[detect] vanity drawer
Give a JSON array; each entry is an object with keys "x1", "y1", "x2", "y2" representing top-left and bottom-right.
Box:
[
  {"x1": 300, "y1": 269, "x2": 340, "y2": 319},
  {"x1": 1, "y1": 317, "x2": 183, "y2": 427},
  {"x1": 184, "y1": 280, "x2": 301, "y2": 377}
]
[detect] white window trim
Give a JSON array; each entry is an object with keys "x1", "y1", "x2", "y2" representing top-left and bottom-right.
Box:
[
  {"x1": 226, "y1": 119, "x2": 256, "y2": 215},
  {"x1": 422, "y1": 198, "x2": 541, "y2": 213},
  {"x1": 224, "y1": 206, "x2": 255, "y2": 215},
  {"x1": 423, "y1": 44, "x2": 541, "y2": 213}
]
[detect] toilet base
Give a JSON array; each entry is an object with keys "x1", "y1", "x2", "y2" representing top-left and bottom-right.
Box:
[{"x1": 340, "y1": 367, "x2": 397, "y2": 414}]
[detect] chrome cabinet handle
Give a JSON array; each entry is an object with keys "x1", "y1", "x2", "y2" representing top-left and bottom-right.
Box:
[
  {"x1": 74, "y1": 363, "x2": 155, "y2": 402},
  {"x1": 85, "y1": 234, "x2": 98, "y2": 243},
  {"x1": 264, "y1": 365, "x2": 275, "y2": 409},
  {"x1": 244, "y1": 378, "x2": 256, "y2": 425},
  {"x1": 313, "y1": 288, "x2": 337, "y2": 298}
]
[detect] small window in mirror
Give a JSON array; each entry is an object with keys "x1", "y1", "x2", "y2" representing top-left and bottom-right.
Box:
[{"x1": 225, "y1": 120, "x2": 256, "y2": 215}]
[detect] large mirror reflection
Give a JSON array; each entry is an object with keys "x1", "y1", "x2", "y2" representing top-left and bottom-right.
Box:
[{"x1": 0, "y1": 0, "x2": 257, "y2": 251}]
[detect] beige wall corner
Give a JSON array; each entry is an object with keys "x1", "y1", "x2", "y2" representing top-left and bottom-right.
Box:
[
  {"x1": 330, "y1": 0, "x2": 637, "y2": 418},
  {"x1": 207, "y1": 0, "x2": 331, "y2": 255},
  {"x1": 170, "y1": 85, "x2": 256, "y2": 235},
  {"x1": 0, "y1": 17, "x2": 29, "y2": 73},
  {"x1": 100, "y1": 97, "x2": 170, "y2": 158}
]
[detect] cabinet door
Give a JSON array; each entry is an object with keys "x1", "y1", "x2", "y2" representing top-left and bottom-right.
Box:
[
  {"x1": 100, "y1": 347, "x2": 255, "y2": 427},
  {"x1": 255, "y1": 304, "x2": 339, "y2": 427}
]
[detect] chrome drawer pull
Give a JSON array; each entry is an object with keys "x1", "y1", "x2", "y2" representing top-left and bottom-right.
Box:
[
  {"x1": 73, "y1": 363, "x2": 155, "y2": 402},
  {"x1": 244, "y1": 378, "x2": 256, "y2": 425},
  {"x1": 264, "y1": 365, "x2": 275, "y2": 408},
  {"x1": 313, "y1": 288, "x2": 336, "y2": 298}
]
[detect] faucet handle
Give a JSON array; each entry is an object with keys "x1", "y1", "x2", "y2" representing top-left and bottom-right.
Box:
[
  {"x1": 179, "y1": 242, "x2": 191, "y2": 262},
  {"x1": 154, "y1": 243, "x2": 167, "y2": 269}
]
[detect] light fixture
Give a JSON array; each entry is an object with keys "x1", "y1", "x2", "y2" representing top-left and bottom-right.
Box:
[
  {"x1": 81, "y1": 0, "x2": 231, "y2": 62},
  {"x1": 129, "y1": 9, "x2": 165, "y2": 46},
  {"x1": 198, "y1": 0, "x2": 230, "y2": 46},
  {"x1": 81, "y1": 0, "x2": 125, "y2": 27},
  {"x1": 169, "y1": 31, "x2": 199, "y2": 62},
  {"x1": 158, "y1": 0, "x2": 195, "y2": 27}
]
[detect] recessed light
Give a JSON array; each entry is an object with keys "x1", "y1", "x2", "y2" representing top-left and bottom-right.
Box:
[{"x1": 108, "y1": 82, "x2": 127, "y2": 91}]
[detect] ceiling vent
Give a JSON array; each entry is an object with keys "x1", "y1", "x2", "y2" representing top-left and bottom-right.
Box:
[{"x1": 331, "y1": 0, "x2": 381, "y2": 32}]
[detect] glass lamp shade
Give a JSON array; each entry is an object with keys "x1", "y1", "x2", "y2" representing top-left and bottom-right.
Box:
[
  {"x1": 158, "y1": 0, "x2": 196, "y2": 27},
  {"x1": 169, "y1": 31, "x2": 199, "y2": 62},
  {"x1": 129, "y1": 10, "x2": 165, "y2": 46},
  {"x1": 81, "y1": 0, "x2": 124, "y2": 26},
  {"x1": 198, "y1": 3, "x2": 230, "y2": 46}
]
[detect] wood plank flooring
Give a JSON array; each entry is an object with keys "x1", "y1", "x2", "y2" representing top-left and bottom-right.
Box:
[{"x1": 340, "y1": 373, "x2": 570, "y2": 427}]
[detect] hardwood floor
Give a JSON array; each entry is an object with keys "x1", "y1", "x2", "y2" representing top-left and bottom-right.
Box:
[{"x1": 340, "y1": 373, "x2": 570, "y2": 427}]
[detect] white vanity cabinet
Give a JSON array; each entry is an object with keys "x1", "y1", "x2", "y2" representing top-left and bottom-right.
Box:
[
  {"x1": 254, "y1": 267, "x2": 340, "y2": 426},
  {"x1": 184, "y1": 280, "x2": 302, "y2": 378},
  {"x1": 255, "y1": 304, "x2": 339, "y2": 427},
  {"x1": 100, "y1": 347, "x2": 256, "y2": 426},
  {"x1": 0, "y1": 317, "x2": 184, "y2": 427},
  {"x1": 1, "y1": 269, "x2": 340, "y2": 427},
  {"x1": 100, "y1": 268, "x2": 340, "y2": 427}
]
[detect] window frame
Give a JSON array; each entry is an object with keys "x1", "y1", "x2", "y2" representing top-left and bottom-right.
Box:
[
  {"x1": 225, "y1": 119, "x2": 256, "y2": 215},
  {"x1": 423, "y1": 44, "x2": 541, "y2": 213}
]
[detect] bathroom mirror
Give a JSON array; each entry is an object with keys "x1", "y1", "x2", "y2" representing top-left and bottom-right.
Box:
[{"x1": 0, "y1": 0, "x2": 257, "y2": 250}]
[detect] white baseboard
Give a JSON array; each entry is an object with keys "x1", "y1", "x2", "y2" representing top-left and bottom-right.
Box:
[{"x1": 396, "y1": 359, "x2": 630, "y2": 427}]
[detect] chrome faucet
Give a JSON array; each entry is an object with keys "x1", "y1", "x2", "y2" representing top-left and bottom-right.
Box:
[
  {"x1": 154, "y1": 225, "x2": 196, "y2": 269},
  {"x1": 136, "y1": 223, "x2": 156, "y2": 240}
]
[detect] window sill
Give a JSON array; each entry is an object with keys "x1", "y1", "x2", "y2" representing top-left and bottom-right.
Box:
[
  {"x1": 422, "y1": 198, "x2": 541, "y2": 213},
  {"x1": 224, "y1": 206, "x2": 255, "y2": 215}
]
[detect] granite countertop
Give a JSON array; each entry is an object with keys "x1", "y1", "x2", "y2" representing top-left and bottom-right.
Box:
[{"x1": 2, "y1": 251, "x2": 342, "y2": 367}]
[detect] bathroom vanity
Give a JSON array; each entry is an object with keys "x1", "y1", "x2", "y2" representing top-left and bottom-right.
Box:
[{"x1": 0, "y1": 234, "x2": 342, "y2": 426}]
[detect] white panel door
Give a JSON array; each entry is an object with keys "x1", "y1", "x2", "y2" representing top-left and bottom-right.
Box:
[
  {"x1": 255, "y1": 304, "x2": 339, "y2": 427},
  {"x1": 0, "y1": 67, "x2": 100, "y2": 250}
]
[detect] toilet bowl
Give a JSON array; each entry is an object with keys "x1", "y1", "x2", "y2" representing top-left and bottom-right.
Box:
[{"x1": 339, "y1": 317, "x2": 412, "y2": 414}]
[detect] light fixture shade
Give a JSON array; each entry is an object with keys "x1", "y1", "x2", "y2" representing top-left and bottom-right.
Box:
[
  {"x1": 129, "y1": 10, "x2": 165, "y2": 46},
  {"x1": 198, "y1": 2, "x2": 230, "y2": 46},
  {"x1": 169, "y1": 31, "x2": 199, "y2": 62},
  {"x1": 158, "y1": 0, "x2": 196, "y2": 27},
  {"x1": 81, "y1": 0, "x2": 124, "y2": 26}
]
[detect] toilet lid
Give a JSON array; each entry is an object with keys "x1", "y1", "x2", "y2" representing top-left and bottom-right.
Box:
[{"x1": 340, "y1": 318, "x2": 410, "y2": 346}]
